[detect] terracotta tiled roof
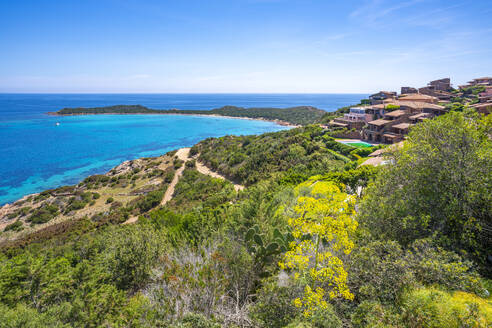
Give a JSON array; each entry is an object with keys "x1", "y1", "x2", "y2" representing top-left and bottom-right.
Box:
[
  {"x1": 382, "y1": 133, "x2": 401, "y2": 139},
  {"x1": 392, "y1": 123, "x2": 413, "y2": 129},
  {"x1": 367, "y1": 104, "x2": 386, "y2": 109},
  {"x1": 471, "y1": 103, "x2": 492, "y2": 108},
  {"x1": 385, "y1": 110, "x2": 406, "y2": 117},
  {"x1": 370, "y1": 91, "x2": 396, "y2": 97},
  {"x1": 398, "y1": 93, "x2": 439, "y2": 101},
  {"x1": 360, "y1": 157, "x2": 386, "y2": 166},
  {"x1": 368, "y1": 149, "x2": 385, "y2": 157},
  {"x1": 409, "y1": 113, "x2": 430, "y2": 120},
  {"x1": 419, "y1": 103, "x2": 446, "y2": 110},
  {"x1": 368, "y1": 142, "x2": 404, "y2": 157},
  {"x1": 385, "y1": 101, "x2": 445, "y2": 110},
  {"x1": 368, "y1": 119, "x2": 391, "y2": 126}
]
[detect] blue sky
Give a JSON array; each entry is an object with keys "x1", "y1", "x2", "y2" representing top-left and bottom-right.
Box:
[{"x1": 0, "y1": 0, "x2": 491, "y2": 93}]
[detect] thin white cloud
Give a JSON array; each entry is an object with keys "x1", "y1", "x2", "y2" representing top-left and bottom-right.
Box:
[
  {"x1": 350, "y1": 0, "x2": 429, "y2": 26},
  {"x1": 402, "y1": 2, "x2": 466, "y2": 29}
]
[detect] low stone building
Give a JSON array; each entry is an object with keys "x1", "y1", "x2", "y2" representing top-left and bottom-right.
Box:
[
  {"x1": 478, "y1": 88, "x2": 492, "y2": 103},
  {"x1": 467, "y1": 77, "x2": 492, "y2": 86},
  {"x1": 382, "y1": 100, "x2": 445, "y2": 115},
  {"x1": 398, "y1": 93, "x2": 439, "y2": 104},
  {"x1": 361, "y1": 100, "x2": 446, "y2": 144},
  {"x1": 401, "y1": 86, "x2": 418, "y2": 94},
  {"x1": 361, "y1": 142, "x2": 403, "y2": 166},
  {"x1": 364, "y1": 104, "x2": 386, "y2": 120},
  {"x1": 418, "y1": 87, "x2": 453, "y2": 100},
  {"x1": 427, "y1": 78, "x2": 451, "y2": 91},
  {"x1": 329, "y1": 107, "x2": 372, "y2": 130},
  {"x1": 369, "y1": 91, "x2": 397, "y2": 104},
  {"x1": 471, "y1": 102, "x2": 492, "y2": 114},
  {"x1": 364, "y1": 119, "x2": 392, "y2": 143},
  {"x1": 409, "y1": 112, "x2": 432, "y2": 124},
  {"x1": 363, "y1": 108, "x2": 413, "y2": 143}
]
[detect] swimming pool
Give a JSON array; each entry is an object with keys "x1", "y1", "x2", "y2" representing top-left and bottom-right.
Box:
[{"x1": 338, "y1": 140, "x2": 374, "y2": 148}]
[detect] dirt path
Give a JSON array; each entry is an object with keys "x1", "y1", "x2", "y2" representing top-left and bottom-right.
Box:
[
  {"x1": 195, "y1": 161, "x2": 244, "y2": 191},
  {"x1": 124, "y1": 148, "x2": 190, "y2": 224},
  {"x1": 161, "y1": 148, "x2": 190, "y2": 205},
  {"x1": 123, "y1": 147, "x2": 244, "y2": 224}
]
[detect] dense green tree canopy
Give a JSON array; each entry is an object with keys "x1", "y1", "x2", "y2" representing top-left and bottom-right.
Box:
[
  {"x1": 54, "y1": 105, "x2": 326, "y2": 125},
  {"x1": 359, "y1": 111, "x2": 492, "y2": 272}
]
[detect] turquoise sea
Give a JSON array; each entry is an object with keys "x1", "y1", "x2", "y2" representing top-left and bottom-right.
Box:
[{"x1": 0, "y1": 93, "x2": 366, "y2": 205}]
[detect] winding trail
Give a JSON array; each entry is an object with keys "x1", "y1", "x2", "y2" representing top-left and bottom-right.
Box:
[
  {"x1": 123, "y1": 147, "x2": 244, "y2": 224},
  {"x1": 161, "y1": 148, "x2": 190, "y2": 206},
  {"x1": 195, "y1": 161, "x2": 244, "y2": 191}
]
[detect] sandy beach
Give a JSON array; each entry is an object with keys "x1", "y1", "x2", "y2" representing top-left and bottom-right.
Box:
[{"x1": 47, "y1": 111, "x2": 301, "y2": 128}]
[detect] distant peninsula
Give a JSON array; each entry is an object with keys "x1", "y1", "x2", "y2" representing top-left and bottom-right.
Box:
[{"x1": 48, "y1": 104, "x2": 327, "y2": 126}]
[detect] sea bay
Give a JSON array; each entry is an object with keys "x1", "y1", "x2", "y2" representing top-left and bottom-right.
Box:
[{"x1": 0, "y1": 93, "x2": 365, "y2": 204}]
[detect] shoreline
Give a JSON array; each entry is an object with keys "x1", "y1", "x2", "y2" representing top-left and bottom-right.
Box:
[
  {"x1": 0, "y1": 115, "x2": 297, "y2": 209},
  {"x1": 46, "y1": 111, "x2": 301, "y2": 127}
]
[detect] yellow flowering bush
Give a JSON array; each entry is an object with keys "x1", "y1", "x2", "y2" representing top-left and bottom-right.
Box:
[{"x1": 279, "y1": 180, "x2": 357, "y2": 317}]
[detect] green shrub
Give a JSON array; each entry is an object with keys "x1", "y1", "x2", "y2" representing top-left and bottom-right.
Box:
[
  {"x1": 0, "y1": 303, "x2": 67, "y2": 327},
  {"x1": 83, "y1": 174, "x2": 110, "y2": 186},
  {"x1": 65, "y1": 198, "x2": 87, "y2": 212},
  {"x1": 3, "y1": 220, "x2": 24, "y2": 232},
  {"x1": 106, "y1": 197, "x2": 114, "y2": 204},
  {"x1": 407, "y1": 239, "x2": 485, "y2": 296},
  {"x1": 164, "y1": 171, "x2": 175, "y2": 183},
  {"x1": 350, "y1": 147, "x2": 377, "y2": 159},
  {"x1": 194, "y1": 126, "x2": 345, "y2": 185},
  {"x1": 351, "y1": 300, "x2": 400, "y2": 328},
  {"x1": 251, "y1": 277, "x2": 301, "y2": 328},
  {"x1": 347, "y1": 240, "x2": 415, "y2": 304},
  {"x1": 400, "y1": 288, "x2": 491, "y2": 328},
  {"x1": 385, "y1": 104, "x2": 400, "y2": 111},
  {"x1": 173, "y1": 158, "x2": 184, "y2": 169},
  {"x1": 189, "y1": 145, "x2": 199, "y2": 156},
  {"x1": 359, "y1": 112, "x2": 491, "y2": 272},
  {"x1": 28, "y1": 204, "x2": 59, "y2": 224},
  {"x1": 105, "y1": 226, "x2": 166, "y2": 290},
  {"x1": 307, "y1": 307, "x2": 342, "y2": 328},
  {"x1": 346, "y1": 239, "x2": 485, "y2": 305},
  {"x1": 132, "y1": 190, "x2": 164, "y2": 213},
  {"x1": 6, "y1": 207, "x2": 31, "y2": 219},
  {"x1": 172, "y1": 313, "x2": 220, "y2": 328},
  {"x1": 284, "y1": 322, "x2": 313, "y2": 328}
]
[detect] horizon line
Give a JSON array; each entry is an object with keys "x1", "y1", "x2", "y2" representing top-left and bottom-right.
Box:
[{"x1": 0, "y1": 91, "x2": 371, "y2": 95}]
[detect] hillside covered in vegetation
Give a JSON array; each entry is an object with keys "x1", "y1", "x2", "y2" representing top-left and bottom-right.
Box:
[
  {"x1": 51, "y1": 105, "x2": 327, "y2": 125},
  {"x1": 0, "y1": 111, "x2": 491, "y2": 327}
]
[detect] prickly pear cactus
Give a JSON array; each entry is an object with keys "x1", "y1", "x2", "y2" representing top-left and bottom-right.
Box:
[{"x1": 245, "y1": 225, "x2": 293, "y2": 267}]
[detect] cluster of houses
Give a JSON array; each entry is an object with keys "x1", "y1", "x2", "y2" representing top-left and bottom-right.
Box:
[
  {"x1": 460, "y1": 77, "x2": 492, "y2": 114},
  {"x1": 329, "y1": 77, "x2": 492, "y2": 144}
]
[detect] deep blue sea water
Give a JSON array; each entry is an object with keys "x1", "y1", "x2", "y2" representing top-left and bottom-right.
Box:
[{"x1": 0, "y1": 93, "x2": 366, "y2": 205}]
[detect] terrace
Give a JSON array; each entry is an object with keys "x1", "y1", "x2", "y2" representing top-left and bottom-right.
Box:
[
  {"x1": 384, "y1": 109, "x2": 407, "y2": 120},
  {"x1": 392, "y1": 122, "x2": 413, "y2": 135}
]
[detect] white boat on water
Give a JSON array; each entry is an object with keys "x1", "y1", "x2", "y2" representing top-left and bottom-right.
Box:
[{"x1": 55, "y1": 122, "x2": 60, "y2": 126}]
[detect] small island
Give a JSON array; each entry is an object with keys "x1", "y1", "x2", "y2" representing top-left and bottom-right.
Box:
[{"x1": 48, "y1": 104, "x2": 327, "y2": 126}]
